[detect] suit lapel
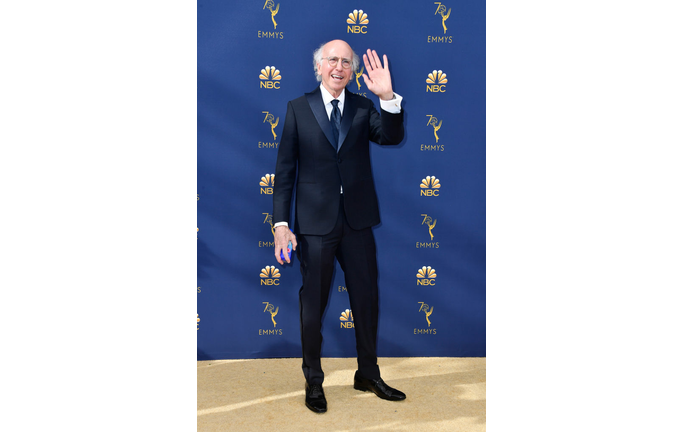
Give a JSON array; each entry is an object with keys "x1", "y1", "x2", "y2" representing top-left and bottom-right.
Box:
[
  {"x1": 337, "y1": 89, "x2": 356, "y2": 152},
  {"x1": 305, "y1": 88, "x2": 336, "y2": 150}
]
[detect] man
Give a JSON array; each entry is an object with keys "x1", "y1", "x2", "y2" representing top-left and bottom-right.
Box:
[{"x1": 272, "y1": 40, "x2": 406, "y2": 414}]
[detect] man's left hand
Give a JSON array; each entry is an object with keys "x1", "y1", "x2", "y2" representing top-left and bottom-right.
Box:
[{"x1": 362, "y1": 49, "x2": 394, "y2": 101}]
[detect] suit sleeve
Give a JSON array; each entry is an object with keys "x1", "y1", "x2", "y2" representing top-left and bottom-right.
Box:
[
  {"x1": 368, "y1": 102, "x2": 404, "y2": 146},
  {"x1": 272, "y1": 101, "x2": 299, "y2": 225}
]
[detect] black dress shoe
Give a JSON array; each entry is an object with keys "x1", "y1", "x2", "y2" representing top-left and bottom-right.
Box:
[
  {"x1": 305, "y1": 382, "x2": 327, "y2": 413},
  {"x1": 353, "y1": 371, "x2": 406, "y2": 401}
]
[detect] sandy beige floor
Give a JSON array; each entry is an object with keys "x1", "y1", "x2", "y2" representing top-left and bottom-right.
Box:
[{"x1": 198, "y1": 357, "x2": 485, "y2": 432}]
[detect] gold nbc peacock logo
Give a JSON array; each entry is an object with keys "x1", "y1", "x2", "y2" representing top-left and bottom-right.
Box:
[
  {"x1": 259, "y1": 66, "x2": 282, "y2": 89},
  {"x1": 260, "y1": 173, "x2": 275, "y2": 194},
  {"x1": 340, "y1": 309, "x2": 354, "y2": 328},
  {"x1": 263, "y1": 0, "x2": 279, "y2": 29},
  {"x1": 417, "y1": 266, "x2": 437, "y2": 285},
  {"x1": 426, "y1": 70, "x2": 447, "y2": 93},
  {"x1": 427, "y1": 70, "x2": 448, "y2": 84},
  {"x1": 347, "y1": 9, "x2": 369, "y2": 33},
  {"x1": 260, "y1": 266, "x2": 281, "y2": 278},
  {"x1": 260, "y1": 174, "x2": 275, "y2": 187},
  {"x1": 420, "y1": 176, "x2": 441, "y2": 197},
  {"x1": 347, "y1": 9, "x2": 369, "y2": 25},
  {"x1": 260, "y1": 265, "x2": 281, "y2": 286},
  {"x1": 420, "y1": 176, "x2": 441, "y2": 189},
  {"x1": 418, "y1": 302, "x2": 434, "y2": 327}
]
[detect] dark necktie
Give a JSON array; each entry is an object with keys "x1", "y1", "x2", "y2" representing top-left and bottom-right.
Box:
[{"x1": 330, "y1": 99, "x2": 341, "y2": 150}]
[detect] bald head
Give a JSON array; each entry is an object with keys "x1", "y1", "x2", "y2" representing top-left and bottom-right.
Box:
[{"x1": 313, "y1": 40, "x2": 360, "y2": 92}]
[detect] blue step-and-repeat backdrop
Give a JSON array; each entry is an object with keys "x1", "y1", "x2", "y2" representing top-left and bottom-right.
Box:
[{"x1": 198, "y1": 0, "x2": 485, "y2": 360}]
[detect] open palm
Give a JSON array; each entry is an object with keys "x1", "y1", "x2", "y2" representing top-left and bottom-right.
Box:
[{"x1": 362, "y1": 49, "x2": 394, "y2": 101}]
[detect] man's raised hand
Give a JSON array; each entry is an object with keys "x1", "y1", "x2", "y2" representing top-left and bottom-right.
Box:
[{"x1": 362, "y1": 49, "x2": 394, "y2": 101}]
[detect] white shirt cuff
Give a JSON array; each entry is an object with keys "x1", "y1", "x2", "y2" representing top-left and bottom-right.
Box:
[
  {"x1": 379, "y1": 93, "x2": 402, "y2": 113},
  {"x1": 273, "y1": 222, "x2": 289, "y2": 229}
]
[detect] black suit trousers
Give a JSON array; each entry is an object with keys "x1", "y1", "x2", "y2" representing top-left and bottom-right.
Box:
[{"x1": 297, "y1": 195, "x2": 380, "y2": 385}]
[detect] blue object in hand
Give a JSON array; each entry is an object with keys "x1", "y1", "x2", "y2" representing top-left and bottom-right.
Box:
[{"x1": 280, "y1": 241, "x2": 292, "y2": 261}]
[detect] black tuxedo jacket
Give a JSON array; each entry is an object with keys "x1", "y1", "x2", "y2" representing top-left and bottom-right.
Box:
[{"x1": 273, "y1": 87, "x2": 404, "y2": 236}]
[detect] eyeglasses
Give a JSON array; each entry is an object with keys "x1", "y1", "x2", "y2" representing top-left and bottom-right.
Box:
[{"x1": 322, "y1": 56, "x2": 352, "y2": 69}]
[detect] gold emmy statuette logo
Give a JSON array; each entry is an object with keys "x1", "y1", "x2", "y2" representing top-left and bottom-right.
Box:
[
  {"x1": 417, "y1": 266, "x2": 437, "y2": 286},
  {"x1": 426, "y1": 115, "x2": 442, "y2": 143},
  {"x1": 347, "y1": 9, "x2": 368, "y2": 34},
  {"x1": 434, "y1": 2, "x2": 451, "y2": 34},
  {"x1": 418, "y1": 302, "x2": 434, "y2": 327},
  {"x1": 197, "y1": 314, "x2": 200, "y2": 330},
  {"x1": 340, "y1": 309, "x2": 354, "y2": 328},
  {"x1": 263, "y1": 213, "x2": 275, "y2": 236},
  {"x1": 417, "y1": 214, "x2": 439, "y2": 248},
  {"x1": 426, "y1": 70, "x2": 448, "y2": 93},
  {"x1": 263, "y1": 0, "x2": 280, "y2": 29},
  {"x1": 259, "y1": 213, "x2": 275, "y2": 247},
  {"x1": 355, "y1": 66, "x2": 364, "y2": 90},
  {"x1": 259, "y1": 66, "x2": 282, "y2": 89},
  {"x1": 420, "y1": 176, "x2": 441, "y2": 197},
  {"x1": 260, "y1": 302, "x2": 283, "y2": 335},
  {"x1": 262, "y1": 111, "x2": 279, "y2": 140},
  {"x1": 263, "y1": 302, "x2": 279, "y2": 327},
  {"x1": 260, "y1": 173, "x2": 275, "y2": 194},
  {"x1": 260, "y1": 265, "x2": 281, "y2": 285},
  {"x1": 422, "y1": 214, "x2": 437, "y2": 241}
]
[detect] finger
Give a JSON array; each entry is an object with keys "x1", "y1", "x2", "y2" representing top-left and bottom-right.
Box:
[
  {"x1": 365, "y1": 49, "x2": 377, "y2": 70},
  {"x1": 283, "y1": 241, "x2": 292, "y2": 263},
  {"x1": 278, "y1": 245, "x2": 291, "y2": 264},
  {"x1": 275, "y1": 249, "x2": 284, "y2": 265},
  {"x1": 382, "y1": 54, "x2": 389, "y2": 70},
  {"x1": 370, "y1": 49, "x2": 381, "y2": 69},
  {"x1": 363, "y1": 53, "x2": 372, "y2": 72}
]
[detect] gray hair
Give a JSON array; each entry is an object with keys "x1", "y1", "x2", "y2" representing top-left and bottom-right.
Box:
[{"x1": 312, "y1": 42, "x2": 360, "y2": 82}]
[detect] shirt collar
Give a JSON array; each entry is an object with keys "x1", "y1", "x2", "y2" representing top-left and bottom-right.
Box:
[{"x1": 319, "y1": 84, "x2": 346, "y2": 107}]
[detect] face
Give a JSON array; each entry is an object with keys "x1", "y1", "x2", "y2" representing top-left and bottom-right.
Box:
[{"x1": 317, "y1": 40, "x2": 354, "y2": 98}]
